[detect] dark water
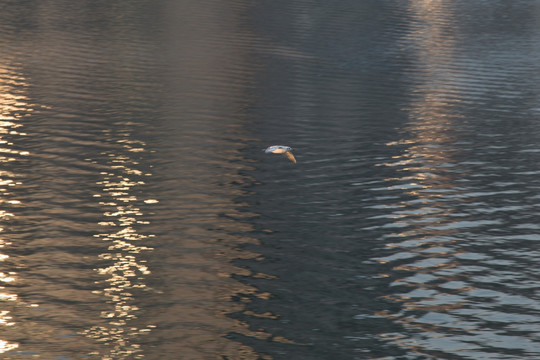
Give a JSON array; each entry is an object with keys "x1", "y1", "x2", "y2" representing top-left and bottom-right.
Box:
[{"x1": 0, "y1": 1, "x2": 539, "y2": 359}]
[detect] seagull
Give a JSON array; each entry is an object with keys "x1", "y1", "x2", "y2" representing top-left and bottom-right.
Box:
[{"x1": 264, "y1": 145, "x2": 296, "y2": 163}]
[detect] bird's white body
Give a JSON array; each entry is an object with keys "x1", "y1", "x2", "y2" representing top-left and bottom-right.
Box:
[
  {"x1": 265, "y1": 145, "x2": 291, "y2": 154},
  {"x1": 264, "y1": 145, "x2": 296, "y2": 163}
]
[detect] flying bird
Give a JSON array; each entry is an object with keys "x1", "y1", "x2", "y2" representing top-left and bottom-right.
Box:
[{"x1": 264, "y1": 145, "x2": 296, "y2": 163}]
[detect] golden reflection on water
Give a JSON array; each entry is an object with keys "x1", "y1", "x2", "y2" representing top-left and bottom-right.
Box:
[
  {"x1": 0, "y1": 63, "x2": 33, "y2": 354},
  {"x1": 375, "y1": 1, "x2": 473, "y2": 356},
  {"x1": 81, "y1": 125, "x2": 156, "y2": 359},
  {"x1": 80, "y1": 122, "x2": 279, "y2": 359}
]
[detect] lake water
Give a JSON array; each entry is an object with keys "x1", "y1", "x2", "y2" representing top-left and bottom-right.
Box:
[{"x1": 0, "y1": 1, "x2": 539, "y2": 359}]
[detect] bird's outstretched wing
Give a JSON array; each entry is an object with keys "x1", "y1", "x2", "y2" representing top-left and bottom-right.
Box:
[{"x1": 285, "y1": 151, "x2": 296, "y2": 163}]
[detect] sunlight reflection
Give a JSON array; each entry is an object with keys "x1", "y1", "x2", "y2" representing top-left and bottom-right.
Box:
[
  {"x1": 81, "y1": 126, "x2": 155, "y2": 359},
  {"x1": 373, "y1": 1, "x2": 475, "y2": 357},
  {"x1": 0, "y1": 62, "x2": 33, "y2": 354}
]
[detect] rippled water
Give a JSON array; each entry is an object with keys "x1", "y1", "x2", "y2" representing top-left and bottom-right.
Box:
[{"x1": 0, "y1": 1, "x2": 539, "y2": 359}]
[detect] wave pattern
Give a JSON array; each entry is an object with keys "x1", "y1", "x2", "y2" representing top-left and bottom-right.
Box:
[
  {"x1": 0, "y1": 61, "x2": 33, "y2": 356},
  {"x1": 0, "y1": 1, "x2": 540, "y2": 360},
  {"x1": 242, "y1": 1, "x2": 540, "y2": 359},
  {"x1": 0, "y1": 1, "x2": 271, "y2": 359}
]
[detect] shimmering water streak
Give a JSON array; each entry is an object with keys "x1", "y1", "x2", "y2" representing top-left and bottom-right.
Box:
[
  {"x1": 0, "y1": 62, "x2": 34, "y2": 354},
  {"x1": 80, "y1": 123, "x2": 157, "y2": 359},
  {"x1": 364, "y1": 2, "x2": 540, "y2": 358}
]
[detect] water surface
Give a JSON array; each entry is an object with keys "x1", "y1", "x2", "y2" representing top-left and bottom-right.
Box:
[{"x1": 0, "y1": 1, "x2": 539, "y2": 359}]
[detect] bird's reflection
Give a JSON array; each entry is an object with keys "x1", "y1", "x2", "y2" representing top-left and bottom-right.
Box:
[{"x1": 81, "y1": 124, "x2": 156, "y2": 359}]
